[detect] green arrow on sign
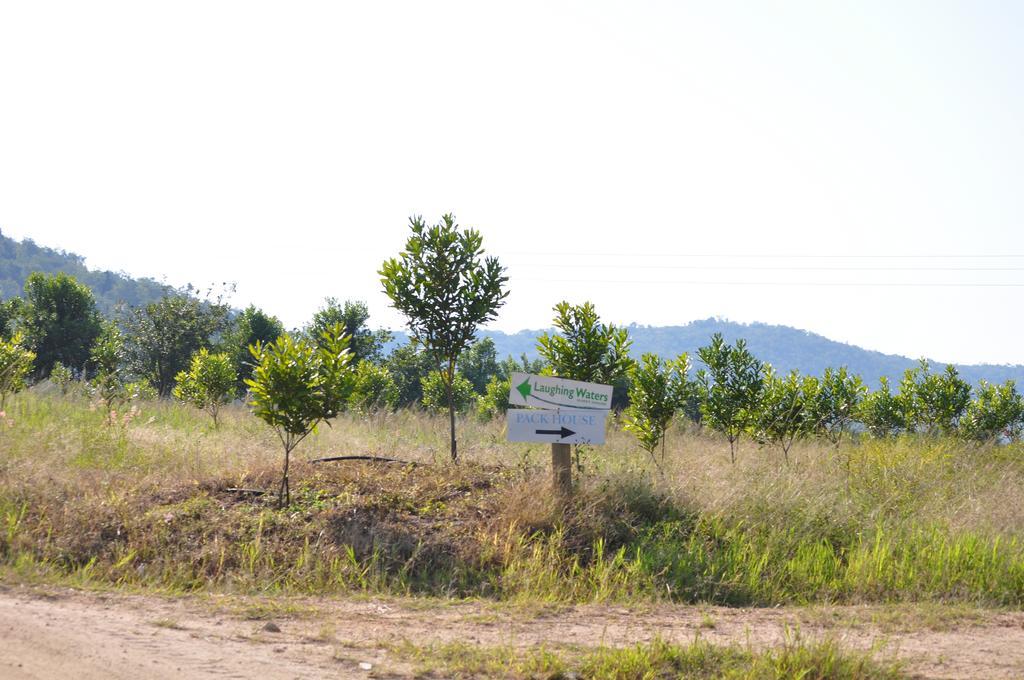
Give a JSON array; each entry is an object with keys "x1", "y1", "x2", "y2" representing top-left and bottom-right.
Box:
[{"x1": 516, "y1": 377, "x2": 532, "y2": 401}]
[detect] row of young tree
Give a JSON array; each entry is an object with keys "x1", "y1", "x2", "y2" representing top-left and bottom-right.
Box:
[
  {"x1": 1, "y1": 215, "x2": 1022, "y2": 504},
  {"x1": 622, "y1": 337, "x2": 1024, "y2": 468}
]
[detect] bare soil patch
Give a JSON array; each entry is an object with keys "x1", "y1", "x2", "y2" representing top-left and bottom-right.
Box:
[{"x1": 1, "y1": 586, "x2": 1023, "y2": 678}]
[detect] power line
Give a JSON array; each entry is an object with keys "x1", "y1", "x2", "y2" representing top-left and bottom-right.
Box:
[
  {"x1": 514, "y1": 278, "x2": 1024, "y2": 288},
  {"x1": 509, "y1": 263, "x2": 1024, "y2": 272},
  {"x1": 503, "y1": 252, "x2": 1024, "y2": 259}
]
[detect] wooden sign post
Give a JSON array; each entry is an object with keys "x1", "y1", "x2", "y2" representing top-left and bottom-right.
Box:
[
  {"x1": 551, "y1": 442, "x2": 572, "y2": 495},
  {"x1": 507, "y1": 374, "x2": 612, "y2": 495}
]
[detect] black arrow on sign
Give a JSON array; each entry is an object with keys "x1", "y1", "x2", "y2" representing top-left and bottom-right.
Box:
[{"x1": 536, "y1": 427, "x2": 575, "y2": 439}]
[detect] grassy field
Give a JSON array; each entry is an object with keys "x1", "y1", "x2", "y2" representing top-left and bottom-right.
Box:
[{"x1": 1, "y1": 386, "x2": 1023, "y2": 608}]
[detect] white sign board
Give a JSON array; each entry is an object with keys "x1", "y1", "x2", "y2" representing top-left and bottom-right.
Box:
[
  {"x1": 506, "y1": 408, "x2": 608, "y2": 445},
  {"x1": 508, "y1": 372, "x2": 613, "y2": 410}
]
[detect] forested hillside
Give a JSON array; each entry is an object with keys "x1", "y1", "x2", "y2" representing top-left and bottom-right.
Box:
[
  {"x1": 0, "y1": 230, "x2": 169, "y2": 313},
  {"x1": 394, "y1": 320, "x2": 1024, "y2": 388},
  {"x1": 3, "y1": 230, "x2": 1021, "y2": 387}
]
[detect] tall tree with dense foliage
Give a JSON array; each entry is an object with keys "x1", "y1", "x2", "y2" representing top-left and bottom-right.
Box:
[
  {"x1": 497, "y1": 353, "x2": 546, "y2": 382},
  {"x1": 379, "y1": 214, "x2": 508, "y2": 462},
  {"x1": 221, "y1": 305, "x2": 284, "y2": 393},
  {"x1": 459, "y1": 337, "x2": 500, "y2": 394},
  {"x1": 246, "y1": 325, "x2": 354, "y2": 507},
  {"x1": 20, "y1": 272, "x2": 101, "y2": 378},
  {"x1": 306, "y1": 298, "x2": 392, "y2": 364},
  {"x1": 624, "y1": 352, "x2": 692, "y2": 466},
  {"x1": 0, "y1": 333, "x2": 35, "y2": 409},
  {"x1": 695, "y1": 333, "x2": 765, "y2": 462},
  {"x1": 385, "y1": 341, "x2": 435, "y2": 408},
  {"x1": 123, "y1": 287, "x2": 230, "y2": 397},
  {"x1": 0, "y1": 298, "x2": 23, "y2": 340},
  {"x1": 173, "y1": 348, "x2": 237, "y2": 427}
]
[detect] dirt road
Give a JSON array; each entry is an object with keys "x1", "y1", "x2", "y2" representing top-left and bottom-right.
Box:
[{"x1": 1, "y1": 585, "x2": 1022, "y2": 679}]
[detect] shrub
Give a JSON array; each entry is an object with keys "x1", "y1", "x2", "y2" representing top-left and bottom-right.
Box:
[
  {"x1": 961, "y1": 380, "x2": 1024, "y2": 442},
  {"x1": 88, "y1": 321, "x2": 129, "y2": 419},
  {"x1": 754, "y1": 368, "x2": 817, "y2": 461},
  {"x1": 475, "y1": 375, "x2": 510, "y2": 420},
  {"x1": 624, "y1": 353, "x2": 692, "y2": 465},
  {"x1": 0, "y1": 332, "x2": 35, "y2": 409},
  {"x1": 173, "y1": 348, "x2": 237, "y2": 427},
  {"x1": 859, "y1": 376, "x2": 906, "y2": 438},
  {"x1": 421, "y1": 370, "x2": 475, "y2": 414},
  {"x1": 695, "y1": 334, "x2": 764, "y2": 462},
  {"x1": 348, "y1": 361, "x2": 400, "y2": 414},
  {"x1": 246, "y1": 325, "x2": 354, "y2": 507}
]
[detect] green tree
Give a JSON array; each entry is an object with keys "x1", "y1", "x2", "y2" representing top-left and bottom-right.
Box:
[
  {"x1": 0, "y1": 297, "x2": 23, "y2": 340},
  {"x1": 536, "y1": 301, "x2": 634, "y2": 388},
  {"x1": 961, "y1": 380, "x2": 1024, "y2": 443},
  {"x1": 624, "y1": 352, "x2": 692, "y2": 467},
  {"x1": 246, "y1": 325, "x2": 354, "y2": 507},
  {"x1": 497, "y1": 353, "x2": 546, "y2": 382},
  {"x1": 537, "y1": 301, "x2": 635, "y2": 475},
  {"x1": 475, "y1": 375, "x2": 511, "y2": 420},
  {"x1": 695, "y1": 334, "x2": 764, "y2": 462},
  {"x1": 808, "y1": 367, "x2": 866, "y2": 445},
  {"x1": 89, "y1": 321, "x2": 129, "y2": 419},
  {"x1": 347, "y1": 361, "x2": 400, "y2": 414},
  {"x1": 901, "y1": 361, "x2": 972, "y2": 436},
  {"x1": 379, "y1": 214, "x2": 508, "y2": 462},
  {"x1": 123, "y1": 287, "x2": 230, "y2": 397},
  {"x1": 20, "y1": 272, "x2": 101, "y2": 378},
  {"x1": 459, "y1": 337, "x2": 500, "y2": 394},
  {"x1": 306, "y1": 298, "x2": 392, "y2": 364},
  {"x1": 221, "y1": 305, "x2": 284, "y2": 394},
  {"x1": 421, "y1": 370, "x2": 476, "y2": 415},
  {"x1": 384, "y1": 340, "x2": 435, "y2": 408},
  {"x1": 755, "y1": 368, "x2": 816, "y2": 461},
  {"x1": 858, "y1": 377, "x2": 907, "y2": 438},
  {"x1": 0, "y1": 333, "x2": 35, "y2": 409},
  {"x1": 173, "y1": 348, "x2": 237, "y2": 427},
  {"x1": 49, "y1": 361, "x2": 76, "y2": 395}
]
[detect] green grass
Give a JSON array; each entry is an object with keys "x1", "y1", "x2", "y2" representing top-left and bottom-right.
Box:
[
  {"x1": 390, "y1": 635, "x2": 905, "y2": 679},
  {"x1": 1, "y1": 388, "x2": 1023, "y2": 608}
]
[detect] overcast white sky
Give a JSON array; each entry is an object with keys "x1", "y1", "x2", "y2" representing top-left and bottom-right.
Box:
[{"x1": 1, "y1": 1, "x2": 1022, "y2": 365}]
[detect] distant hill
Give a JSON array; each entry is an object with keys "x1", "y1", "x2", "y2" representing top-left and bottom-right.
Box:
[
  {"x1": 4, "y1": 231, "x2": 1021, "y2": 388},
  {"x1": 393, "y1": 319, "x2": 1024, "y2": 388},
  {"x1": 0, "y1": 230, "x2": 170, "y2": 313}
]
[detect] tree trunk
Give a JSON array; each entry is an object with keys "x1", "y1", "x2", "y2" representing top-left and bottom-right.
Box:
[
  {"x1": 278, "y1": 446, "x2": 291, "y2": 508},
  {"x1": 445, "y1": 367, "x2": 457, "y2": 462},
  {"x1": 448, "y1": 399, "x2": 457, "y2": 462}
]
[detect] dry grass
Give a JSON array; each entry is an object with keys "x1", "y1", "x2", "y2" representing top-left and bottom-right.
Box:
[{"x1": 2, "y1": 388, "x2": 1023, "y2": 607}]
